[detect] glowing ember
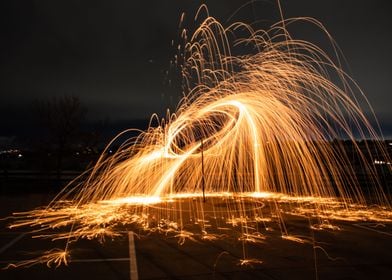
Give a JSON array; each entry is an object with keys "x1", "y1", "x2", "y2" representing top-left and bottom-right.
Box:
[{"x1": 6, "y1": 7, "x2": 391, "y2": 268}]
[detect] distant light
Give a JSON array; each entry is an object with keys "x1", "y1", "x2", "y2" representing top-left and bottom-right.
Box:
[
  {"x1": 0, "y1": 149, "x2": 20, "y2": 155},
  {"x1": 374, "y1": 159, "x2": 391, "y2": 165},
  {"x1": 17, "y1": 153, "x2": 23, "y2": 158}
]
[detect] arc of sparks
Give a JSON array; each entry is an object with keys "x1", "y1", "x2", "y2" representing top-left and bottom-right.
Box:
[{"x1": 6, "y1": 8, "x2": 391, "y2": 269}]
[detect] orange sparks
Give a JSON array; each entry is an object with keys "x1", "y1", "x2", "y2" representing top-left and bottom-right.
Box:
[{"x1": 6, "y1": 7, "x2": 391, "y2": 268}]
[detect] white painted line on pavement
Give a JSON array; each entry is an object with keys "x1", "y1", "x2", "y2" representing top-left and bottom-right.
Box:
[
  {"x1": 71, "y1": 257, "x2": 130, "y2": 263},
  {"x1": 128, "y1": 231, "x2": 139, "y2": 280}
]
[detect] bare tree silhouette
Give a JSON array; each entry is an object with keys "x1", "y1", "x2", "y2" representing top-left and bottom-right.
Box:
[{"x1": 35, "y1": 95, "x2": 87, "y2": 181}]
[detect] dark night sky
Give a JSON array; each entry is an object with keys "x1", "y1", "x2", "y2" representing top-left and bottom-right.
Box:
[{"x1": 1, "y1": 0, "x2": 391, "y2": 137}]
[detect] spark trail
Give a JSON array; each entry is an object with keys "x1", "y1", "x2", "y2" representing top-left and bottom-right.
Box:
[{"x1": 6, "y1": 8, "x2": 392, "y2": 268}]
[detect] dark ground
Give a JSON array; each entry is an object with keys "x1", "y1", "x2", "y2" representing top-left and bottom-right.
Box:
[{"x1": 0, "y1": 190, "x2": 392, "y2": 280}]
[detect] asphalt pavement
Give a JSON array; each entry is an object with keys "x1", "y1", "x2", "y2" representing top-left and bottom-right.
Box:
[{"x1": 1, "y1": 193, "x2": 392, "y2": 280}]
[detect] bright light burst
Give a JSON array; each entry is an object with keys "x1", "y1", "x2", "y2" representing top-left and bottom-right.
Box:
[{"x1": 6, "y1": 7, "x2": 392, "y2": 268}]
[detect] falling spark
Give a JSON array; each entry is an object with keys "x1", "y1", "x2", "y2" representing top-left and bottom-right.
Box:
[
  {"x1": 6, "y1": 7, "x2": 392, "y2": 268},
  {"x1": 5, "y1": 249, "x2": 69, "y2": 269}
]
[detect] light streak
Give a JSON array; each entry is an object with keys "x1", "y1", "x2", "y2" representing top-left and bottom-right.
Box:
[
  {"x1": 5, "y1": 7, "x2": 392, "y2": 269},
  {"x1": 4, "y1": 249, "x2": 68, "y2": 269},
  {"x1": 281, "y1": 235, "x2": 306, "y2": 244}
]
